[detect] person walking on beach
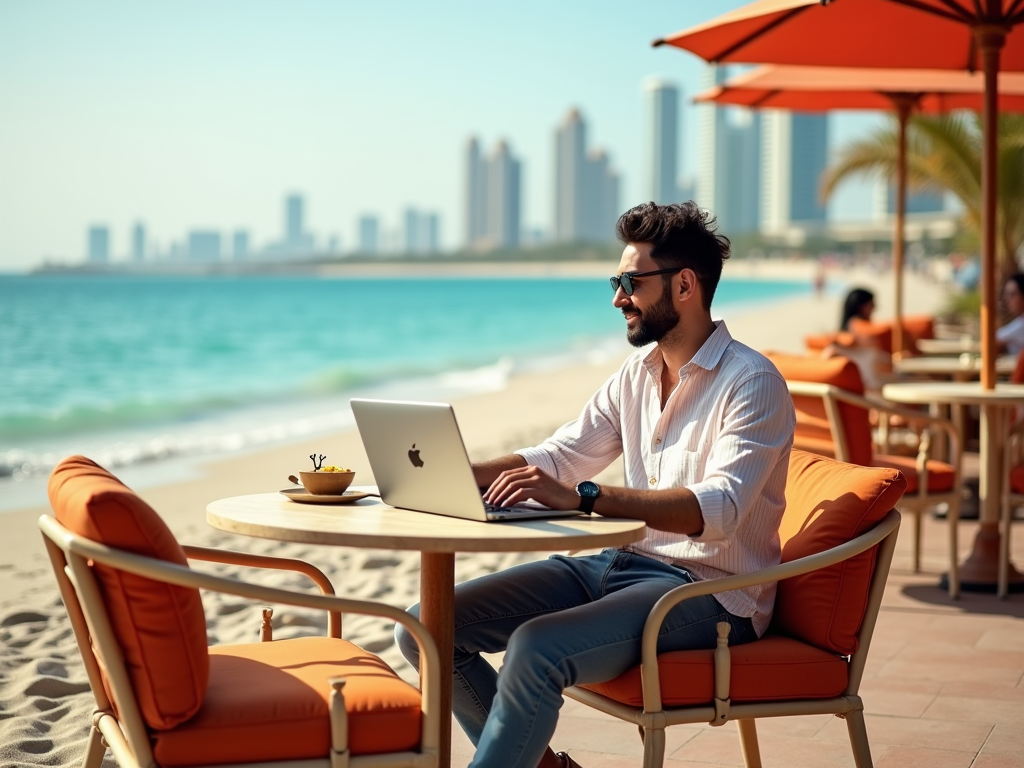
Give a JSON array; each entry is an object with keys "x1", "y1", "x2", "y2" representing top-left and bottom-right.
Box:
[{"x1": 396, "y1": 201, "x2": 796, "y2": 768}]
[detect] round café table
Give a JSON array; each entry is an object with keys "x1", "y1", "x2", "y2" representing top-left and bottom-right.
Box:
[
  {"x1": 882, "y1": 382, "x2": 1024, "y2": 594},
  {"x1": 893, "y1": 354, "x2": 1015, "y2": 381},
  {"x1": 207, "y1": 490, "x2": 647, "y2": 768},
  {"x1": 915, "y1": 338, "x2": 982, "y2": 356}
]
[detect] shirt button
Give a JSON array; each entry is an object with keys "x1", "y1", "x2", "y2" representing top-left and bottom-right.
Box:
[{"x1": 649, "y1": 476, "x2": 657, "y2": 486}]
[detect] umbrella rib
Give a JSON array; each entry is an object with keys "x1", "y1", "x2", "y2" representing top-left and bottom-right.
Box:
[
  {"x1": 885, "y1": 0, "x2": 976, "y2": 22},
  {"x1": 1008, "y1": 0, "x2": 1024, "y2": 21},
  {"x1": 710, "y1": 7, "x2": 811, "y2": 61},
  {"x1": 750, "y1": 89, "x2": 780, "y2": 108}
]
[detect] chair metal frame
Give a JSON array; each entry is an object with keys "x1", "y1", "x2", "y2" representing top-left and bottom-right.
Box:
[
  {"x1": 785, "y1": 379, "x2": 962, "y2": 597},
  {"x1": 39, "y1": 514, "x2": 441, "y2": 768},
  {"x1": 565, "y1": 509, "x2": 901, "y2": 768}
]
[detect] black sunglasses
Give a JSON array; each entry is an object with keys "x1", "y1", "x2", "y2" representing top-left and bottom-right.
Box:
[{"x1": 609, "y1": 268, "x2": 681, "y2": 296}]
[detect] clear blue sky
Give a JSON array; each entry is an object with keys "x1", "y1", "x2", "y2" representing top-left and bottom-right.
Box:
[{"x1": 0, "y1": 0, "x2": 883, "y2": 270}]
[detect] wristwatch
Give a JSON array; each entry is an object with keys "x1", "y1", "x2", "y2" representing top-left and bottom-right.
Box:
[{"x1": 575, "y1": 480, "x2": 600, "y2": 514}]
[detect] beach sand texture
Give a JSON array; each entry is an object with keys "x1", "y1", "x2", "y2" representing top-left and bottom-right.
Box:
[{"x1": 0, "y1": 263, "x2": 953, "y2": 767}]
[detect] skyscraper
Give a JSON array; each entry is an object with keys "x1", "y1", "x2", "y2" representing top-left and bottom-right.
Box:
[
  {"x1": 874, "y1": 183, "x2": 945, "y2": 219},
  {"x1": 233, "y1": 230, "x2": 250, "y2": 260},
  {"x1": 403, "y1": 208, "x2": 420, "y2": 253},
  {"x1": 761, "y1": 111, "x2": 829, "y2": 234},
  {"x1": 286, "y1": 194, "x2": 304, "y2": 248},
  {"x1": 724, "y1": 109, "x2": 762, "y2": 233},
  {"x1": 131, "y1": 222, "x2": 146, "y2": 262},
  {"x1": 88, "y1": 226, "x2": 109, "y2": 264},
  {"x1": 358, "y1": 216, "x2": 380, "y2": 254},
  {"x1": 464, "y1": 137, "x2": 522, "y2": 250},
  {"x1": 644, "y1": 79, "x2": 679, "y2": 205},
  {"x1": 696, "y1": 65, "x2": 730, "y2": 218},
  {"x1": 554, "y1": 109, "x2": 619, "y2": 242},
  {"x1": 554, "y1": 109, "x2": 586, "y2": 242},
  {"x1": 464, "y1": 137, "x2": 487, "y2": 248},
  {"x1": 188, "y1": 231, "x2": 221, "y2": 261}
]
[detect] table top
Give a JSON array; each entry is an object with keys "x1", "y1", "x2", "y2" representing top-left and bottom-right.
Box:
[
  {"x1": 893, "y1": 354, "x2": 1015, "y2": 376},
  {"x1": 915, "y1": 338, "x2": 981, "y2": 355},
  {"x1": 882, "y1": 381, "x2": 1024, "y2": 406},
  {"x1": 207, "y1": 490, "x2": 648, "y2": 553}
]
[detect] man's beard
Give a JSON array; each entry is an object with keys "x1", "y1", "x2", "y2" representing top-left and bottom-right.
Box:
[{"x1": 625, "y1": 287, "x2": 680, "y2": 347}]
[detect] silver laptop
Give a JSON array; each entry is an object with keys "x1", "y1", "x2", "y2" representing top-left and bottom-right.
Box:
[{"x1": 350, "y1": 398, "x2": 583, "y2": 522}]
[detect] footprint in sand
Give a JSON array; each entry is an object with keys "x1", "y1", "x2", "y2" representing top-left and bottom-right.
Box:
[
  {"x1": 25, "y1": 678, "x2": 92, "y2": 698},
  {"x1": 0, "y1": 611, "x2": 49, "y2": 627}
]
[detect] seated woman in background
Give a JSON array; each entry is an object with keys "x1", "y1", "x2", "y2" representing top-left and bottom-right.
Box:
[
  {"x1": 996, "y1": 273, "x2": 1024, "y2": 356},
  {"x1": 823, "y1": 287, "x2": 893, "y2": 390}
]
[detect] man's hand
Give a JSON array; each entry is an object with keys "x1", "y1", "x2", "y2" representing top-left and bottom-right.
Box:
[{"x1": 483, "y1": 465, "x2": 580, "y2": 511}]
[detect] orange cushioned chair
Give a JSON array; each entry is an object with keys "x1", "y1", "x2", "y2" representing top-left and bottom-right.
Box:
[
  {"x1": 40, "y1": 455, "x2": 441, "y2": 768},
  {"x1": 766, "y1": 351, "x2": 963, "y2": 598},
  {"x1": 564, "y1": 450, "x2": 904, "y2": 768}
]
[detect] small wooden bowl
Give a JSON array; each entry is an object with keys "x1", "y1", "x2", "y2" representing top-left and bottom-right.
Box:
[{"x1": 299, "y1": 470, "x2": 355, "y2": 495}]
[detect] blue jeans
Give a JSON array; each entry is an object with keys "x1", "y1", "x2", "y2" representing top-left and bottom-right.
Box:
[{"x1": 395, "y1": 548, "x2": 757, "y2": 768}]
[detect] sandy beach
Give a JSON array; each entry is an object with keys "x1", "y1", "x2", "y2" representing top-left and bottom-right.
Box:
[{"x1": 0, "y1": 260, "x2": 955, "y2": 767}]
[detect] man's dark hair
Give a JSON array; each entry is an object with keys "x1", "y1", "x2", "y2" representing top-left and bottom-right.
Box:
[{"x1": 615, "y1": 201, "x2": 731, "y2": 310}]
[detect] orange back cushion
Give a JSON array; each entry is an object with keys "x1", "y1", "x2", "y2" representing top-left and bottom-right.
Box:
[
  {"x1": 902, "y1": 315, "x2": 935, "y2": 354},
  {"x1": 772, "y1": 450, "x2": 905, "y2": 655},
  {"x1": 764, "y1": 352, "x2": 874, "y2": 466},
  {"x1": 48, "y1": 455, "x2": 209, "y2": 730}
]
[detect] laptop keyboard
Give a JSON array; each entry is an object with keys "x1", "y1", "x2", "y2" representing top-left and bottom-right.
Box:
[{"x1": 483, "y1": 500, "x2": 534, "y2": 516}]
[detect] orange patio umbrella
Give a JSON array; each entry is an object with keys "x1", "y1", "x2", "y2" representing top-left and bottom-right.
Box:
[
  {"x1": 656, "y1": 0, "x2": 1024, "y2": 390},
  {"x1": 693, "y1": 65, "x2": 1024, "y2": 357}
]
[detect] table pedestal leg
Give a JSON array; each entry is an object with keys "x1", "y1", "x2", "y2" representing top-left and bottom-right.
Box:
[
  {"x1": 957, "y1": 406, "x2": 1024, "y2": 592},
  {"x1": 420, "y1": 552, "x2": 455, "y2": 768}
]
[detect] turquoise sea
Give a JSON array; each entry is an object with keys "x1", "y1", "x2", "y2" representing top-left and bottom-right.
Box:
[{"x1": 0, "y1": 273, "x2": 809, "y2": 496}]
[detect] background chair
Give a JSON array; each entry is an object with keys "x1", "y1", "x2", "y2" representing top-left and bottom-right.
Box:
[
  {"x1": 766, "y1": 351, "x2": 962, "y2": 597},
  {"x1": 564, "y1": 449, "x2": 905, "y2": 768},
  {"x1": 41, "y1": 455, "x2": 440, "y2": 768}
]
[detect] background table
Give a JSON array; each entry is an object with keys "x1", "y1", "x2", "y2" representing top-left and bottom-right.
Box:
[
  {"x1": 207, "y1": 490, "x2": 647, "y2": 768},
  {"x1": 882, "y1": 382, "x2": 1024, "y2": 593},
  {"x1": 915, "y1": 338, "x2": 982, "y2": 356},
  {"x1": 893, "y1": 354, "x2": 1015, "y2": 380}
]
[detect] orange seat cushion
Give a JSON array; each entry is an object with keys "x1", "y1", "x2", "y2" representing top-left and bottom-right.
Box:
[
  {"x1": 1010, "y1": 465, "x2": 1024, "y2": 494},
  {"x1": 151, "y1": 637, "x2": 423, "y2": 766},
  {"x1": 765, "y1": 352, "x2": 874, "y2": 466},
  {"x1": 870, "y1": 454, "x2": 956, "y2": 494},
  {"x1": 580, "y1": 634, "x2": 847, "y2": 706},
  {"x1": 47, "y1": 456, "x2": 208, "y2": 730},
  {"x1": 772, "y1": 451, "x2": 906, "y2": 655}
]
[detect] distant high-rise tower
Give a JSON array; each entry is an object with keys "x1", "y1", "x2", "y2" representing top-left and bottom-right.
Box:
[
  {"x1": 485, "y1": 140, "x2": 522, "y2": 250},
  {"x1": 464, "y1": 137, "x2": 522, "y2": 250},
  {"x1": 233, "y1": 230, "x2": 250, "y2": 260},
  {"x1": 761, "y1": 111, "x2": 829, "y2": 233},
  {"x1": 644, "y1": 79, "x2": 679, "y2": 205},
  {"x1": 88, "y1": 226, "x2": 109, "y2": 264},
  {"x1": 723, "y1": 109, "x2": 762, "y2": 233},
  {"x1": 403, "y1": 208, "x2": 420, "y2": 253},
  {"x1": 286, "y1": 194, "x2": 304, "y2": 246},
  {"x1": 696, "y1": 65, "x2": 730, "y2": 218},
  {"x1": 188, "y1": 231, "x2": 221, "y2": 261},
  {"x1": 464, "y1": 137, "x2": 487, "y2": 248},
  {"x1": 131, "y1": 222, "x2": 146, "y2": 262},
  {"x1": 358, "y1": 216, "x2": 380, "y2": 254},
  {"x1": 554, "y1": 109, "x2": 619, "y2": 242},
  {"x1": 554, "y1": 109, "x2": 587, "y2": 242}
]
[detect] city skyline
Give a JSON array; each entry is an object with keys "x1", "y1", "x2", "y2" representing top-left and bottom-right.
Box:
[{"x1": 1, "y1": 1, "x2": 885, "y2": 270}]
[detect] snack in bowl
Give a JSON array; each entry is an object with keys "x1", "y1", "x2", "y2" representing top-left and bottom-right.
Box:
[{"x1": 299, "y1": 468, "x2": 356, "y2": 495}]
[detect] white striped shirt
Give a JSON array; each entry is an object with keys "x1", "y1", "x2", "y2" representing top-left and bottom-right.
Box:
[{"x1": 516, "y1": 321, "x2": 795, "y2": 636}]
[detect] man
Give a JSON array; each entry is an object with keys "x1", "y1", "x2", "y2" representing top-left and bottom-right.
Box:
[{"x1": 397, "y1": 202, "x2": 796, "y2": 768}]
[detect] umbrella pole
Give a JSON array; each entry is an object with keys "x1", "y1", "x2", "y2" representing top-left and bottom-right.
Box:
[
  {"x1": 891, "y1": 98, "x2": 912, "y2": 360},
  {"x1": 958, "y1": 24, "x2": 1024, "y2": 594},
  {"x1": 977, "y1": 24, "x2": 1003, "y2": 391}
]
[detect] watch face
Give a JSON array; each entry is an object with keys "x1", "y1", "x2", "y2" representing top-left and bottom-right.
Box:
[{"x1": 577, "y1": 480, "x2": 600, "y2": 498}]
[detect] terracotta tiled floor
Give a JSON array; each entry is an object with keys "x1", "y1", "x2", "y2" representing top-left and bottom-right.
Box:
[{"x1": 449, "y1": 454, "x2": 1024, "y2": 767}]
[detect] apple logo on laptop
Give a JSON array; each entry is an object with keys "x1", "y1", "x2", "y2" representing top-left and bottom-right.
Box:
[{"x1": 408, "y1": 444, "x2": 425, "y2": 468}]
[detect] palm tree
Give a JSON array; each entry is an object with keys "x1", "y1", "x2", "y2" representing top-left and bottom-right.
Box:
[{"x1": 821, "y1": 112, "x2": 1024, "y2": 277}]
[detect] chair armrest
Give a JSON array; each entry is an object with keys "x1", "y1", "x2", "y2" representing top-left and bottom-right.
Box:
[
  {"x1": 38, "y1": 515, "x2": 438, "y2": 713},
  {"x1": 636, "y1": 509, "x2": 900, "y2": 711},
  {"x1": 182, "y1": 545, "x2": 340, "y2": 637}
]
